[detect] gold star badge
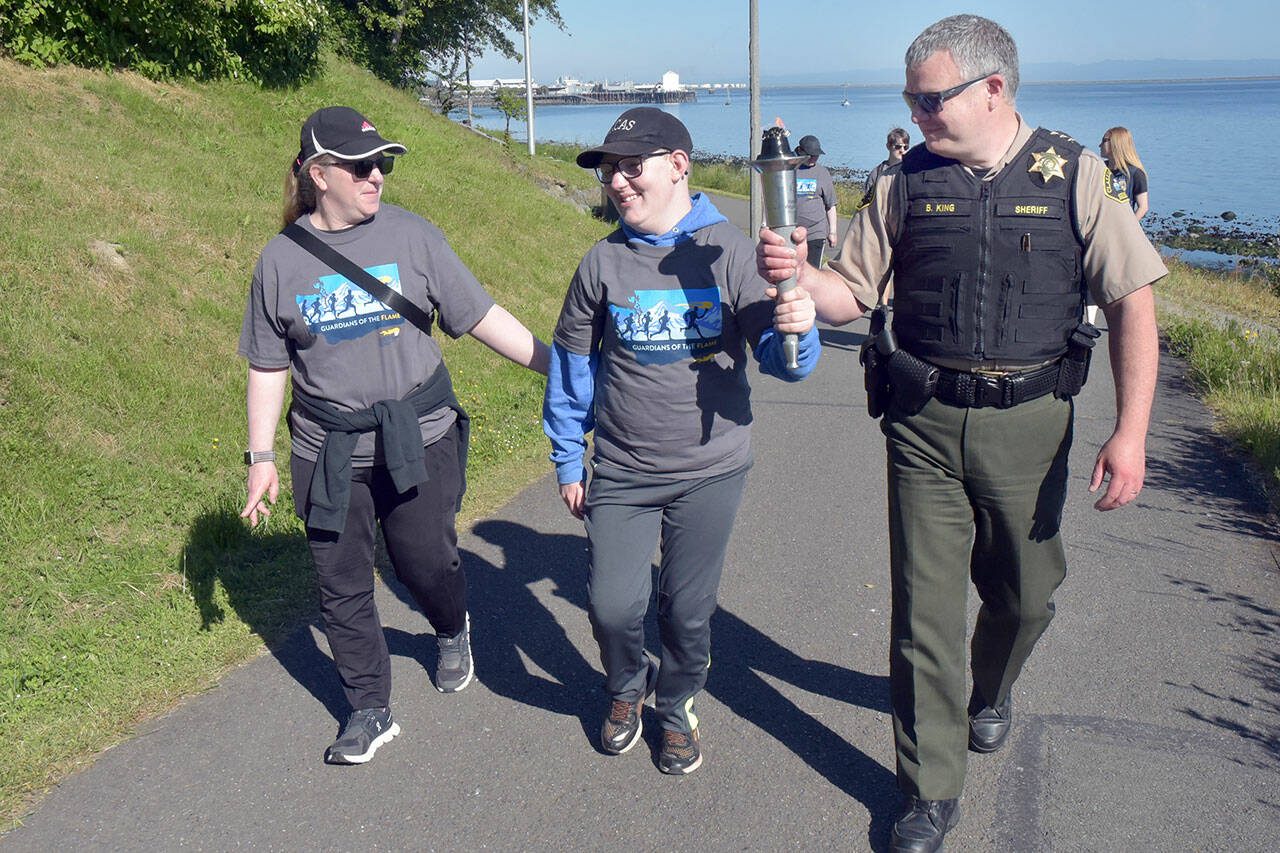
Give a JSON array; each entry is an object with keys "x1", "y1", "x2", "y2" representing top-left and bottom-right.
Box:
[{"x1": 1028, "y1": 147, "x2": 1067, "y2": 183}]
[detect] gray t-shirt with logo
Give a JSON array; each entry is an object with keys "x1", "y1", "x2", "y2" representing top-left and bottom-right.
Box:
[
  {"x1": 238, "y1": 204, "x2": 494, "y2": 465},
  {"x1": 552, "y1": 222, "x2": 776, "y2": 478},
  {"x1": 795, "y1": 163, "x2": 837, "y2": 240}
]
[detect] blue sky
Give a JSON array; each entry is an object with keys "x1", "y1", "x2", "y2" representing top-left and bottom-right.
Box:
[{"x1": 469, "y1": 1, "x2": 1280, "y2": 84}]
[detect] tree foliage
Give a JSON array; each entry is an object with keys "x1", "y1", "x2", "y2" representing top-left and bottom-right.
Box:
[
  {"x1": 492, "y1": 87, "x2": 526, "y2": 143},
  {"x1": 0, "y1": 0, "x2": 327, "y2": 85},
  {"x1": 325, "y1": 0, "x2": 562, "y2": 89}
]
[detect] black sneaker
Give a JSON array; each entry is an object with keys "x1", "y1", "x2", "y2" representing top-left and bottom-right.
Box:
[
  {"x1": 600, "y1": 660, "x2": 658, "y2": 755},
  {"x1": 658, "y1": 727, "x2": 702, "y2": 775},
  {"x1": 436, "y1": 613, "x2": 474, "y2": 693},
  {"x1": 324, "y1": 707, "x2": 400, "y2": 765}
]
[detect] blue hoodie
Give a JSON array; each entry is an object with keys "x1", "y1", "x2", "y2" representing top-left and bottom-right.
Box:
[{"x1": 543, "y1": 193, "x2": 820, "y2": 485}]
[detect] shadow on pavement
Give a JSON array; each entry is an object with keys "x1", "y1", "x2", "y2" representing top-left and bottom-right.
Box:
[
  {"x1": 708, "y1": 605, "x2": 899, "y2": 844},
  {"x1": 1143, "y1": 346, "x2": 1279, "y2": 543},
  {"x1": 405, "y1": 518, "x2": 898, "y2": 840},
  {"x1": 818, "y1": 326, "x2": 868, "y2": 352},
  {"x1": 1164, "y1": 573, "x2": 1280, "y2": 780}
]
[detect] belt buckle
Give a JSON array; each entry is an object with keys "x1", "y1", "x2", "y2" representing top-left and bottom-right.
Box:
[{"x1": 972, "y1": 373, "x2": 1003, "y2": 408}]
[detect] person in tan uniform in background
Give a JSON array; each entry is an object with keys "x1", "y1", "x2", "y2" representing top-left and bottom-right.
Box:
[{"x1": 757, "y1": 14, "x2": 1164, "y2": 853}]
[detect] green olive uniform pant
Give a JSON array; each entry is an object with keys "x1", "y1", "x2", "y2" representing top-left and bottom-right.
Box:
[{"x1": 882, "y1": 393, "x2": 1073, "y2": 800}]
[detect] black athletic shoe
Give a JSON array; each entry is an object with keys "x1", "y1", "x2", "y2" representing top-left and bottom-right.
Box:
[
  {"x1": 324, "y1": 707, "x2": 400, "y2": 765},
  {"x1": 658, "y1": 727, "x2": 702, "y2": 775},
  {"x1": 436, "y1": 613, "x2": 474, "y2": 693},
  {"x1": 600, "y1": 659, "x2": 658, "y2": 755}
]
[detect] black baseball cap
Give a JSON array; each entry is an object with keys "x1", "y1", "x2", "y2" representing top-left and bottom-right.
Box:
[
  {"x1": 295, "y1": 106, "x2": 407, "y2": 174},
  {"x1": 796, "y1": 135, "x2": 824, "y2": 156},
  {"x1": 576, "y1": 107, "x2": 693, "y2": 168}
]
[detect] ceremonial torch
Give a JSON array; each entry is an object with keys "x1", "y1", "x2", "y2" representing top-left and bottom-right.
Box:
[{"x1": 750, "y1": 121, "x2": 808, "y2": 369}]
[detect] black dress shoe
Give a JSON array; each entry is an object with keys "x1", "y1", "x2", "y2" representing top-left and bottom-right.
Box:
[
  {"x1": 890, "y1": 797, "x2": 959, "y2": 853},
  {"x1": 968, "y1": 694, "x2": 1013, "y2": 753}
]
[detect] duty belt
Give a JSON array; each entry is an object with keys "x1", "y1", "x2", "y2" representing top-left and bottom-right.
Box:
[{"x1": 932, "y1": 361, "x2": 1062, "y2": 409}]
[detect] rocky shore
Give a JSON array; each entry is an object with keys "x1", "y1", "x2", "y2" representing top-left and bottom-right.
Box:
[{"x1": 1145, "y1": 211, "x2": 1279, "y2": 260}]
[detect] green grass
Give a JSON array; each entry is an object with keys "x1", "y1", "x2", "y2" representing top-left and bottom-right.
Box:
[
  {"x1": 0, "y1": 55, "x2": 610, "y2": 827},
  {"x1": 1157, "y1": 257, "x2": 1280, "y2": 328},
  {"x1": 1163, "y1": 317, "x2": 1280, "y2": 507},
  {"x1": 1157, "y1": 258, "x2": 1280, "y2": 509}
]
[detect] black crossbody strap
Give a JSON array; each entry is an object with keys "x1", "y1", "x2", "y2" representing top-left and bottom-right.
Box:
[{"x1": 282, "y1": 223, "x2": 434, "y2": 335}]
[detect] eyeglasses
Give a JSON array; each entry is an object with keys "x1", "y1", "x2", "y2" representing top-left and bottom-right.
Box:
[
  {"x1": 1099, "y1": 138, "x2": 1111, "y2": 147},
  {"x1": 891, "y1": 143, "x2": 909, "y2": 151},
  {"x1": 901, "y1": 73, "x2": 995, "y2": 115},
  {"x1": 329, "y1": 156, "x2": 395, "y2": 179},
  {"x1": 595, "y1": 150, "x2": 669, "y2": 184}
]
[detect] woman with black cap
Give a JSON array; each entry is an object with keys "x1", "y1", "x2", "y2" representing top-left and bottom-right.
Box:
[{"x1": 238, "y1": 106, "x2": 549, "y2": 765}]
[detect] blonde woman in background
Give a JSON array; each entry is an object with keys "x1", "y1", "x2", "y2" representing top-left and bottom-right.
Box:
[
  {"x1": 1100, "y1": 127, "x2": 1149, "y2": 220},
  {"x1": 1089, "y1": 126, "x2": 1151, "y2": 324}
]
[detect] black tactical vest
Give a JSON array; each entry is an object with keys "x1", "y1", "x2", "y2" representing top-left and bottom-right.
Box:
[{"x1": 889, "y1": 128, "x2": 1086, "y2": 363}]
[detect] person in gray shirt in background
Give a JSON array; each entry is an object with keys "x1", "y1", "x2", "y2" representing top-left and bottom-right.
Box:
[
  {"x1": 795, "y1": 134, "x2": 839, "y2": 267},
  {"x1": 239, "y1": 105, "x2": 549, "y2": 766}
]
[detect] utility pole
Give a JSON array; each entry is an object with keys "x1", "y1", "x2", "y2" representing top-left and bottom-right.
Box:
[
  {"x1": 523, "y1": 0, "x2": 535, "y2": 156},
  {"x1": 465, "y1": 36, "x2": 473, "y2": 127},
  {"x1": 748, "y1": 0, "x2": 761, "y2": 236}
]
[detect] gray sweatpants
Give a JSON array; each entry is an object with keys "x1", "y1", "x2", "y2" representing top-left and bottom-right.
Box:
[{"x1": 584, "y1": 461, "x2": 750, "y2": 733}]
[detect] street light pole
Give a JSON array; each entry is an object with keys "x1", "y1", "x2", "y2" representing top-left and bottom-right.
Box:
[
  {"x1": 522, "y1": 0, "x2": 535, "y2": 156},
  {"x1": 748, "y1": 0, "x2": 761, "y2": 237}
]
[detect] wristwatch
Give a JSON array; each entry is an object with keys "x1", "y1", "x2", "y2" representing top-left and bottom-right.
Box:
[{"x1": 244, "y1": 449, "x2": 276, "y2": 465}]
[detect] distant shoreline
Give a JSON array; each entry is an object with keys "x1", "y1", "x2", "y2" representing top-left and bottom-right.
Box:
[{"x1": 758, "y1": 75, "x2": 1280, "y2": 90}]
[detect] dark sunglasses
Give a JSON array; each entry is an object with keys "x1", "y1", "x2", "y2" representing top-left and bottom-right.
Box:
[
  {"x1": 901, "y1": 73, "x2": 995, "y2": 115},
  {"x1": 329, "y1": 155, "x2": 395, "y2": 179},
  {"x1": 595, "y1": 150, "x2": 669, "y2": 184},
  {"x1": 891, "y1": 143, "x2": 909, "y2": 151}
]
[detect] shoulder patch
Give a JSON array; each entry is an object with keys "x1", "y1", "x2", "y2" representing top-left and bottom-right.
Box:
[{"x1": 1103, "y1": 169, "x2": 1131, "y2": 205}]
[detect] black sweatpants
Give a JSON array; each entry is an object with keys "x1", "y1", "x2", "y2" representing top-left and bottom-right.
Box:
[{"x1": 292, "y1": 423, "x2": 466, "y2": 711}]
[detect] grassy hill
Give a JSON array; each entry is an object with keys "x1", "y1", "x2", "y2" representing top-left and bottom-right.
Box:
[{"x1": 0, "y1": 54, "x2": 608, "y2": 826}]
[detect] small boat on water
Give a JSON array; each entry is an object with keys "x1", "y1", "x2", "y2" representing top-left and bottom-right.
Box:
[{"x1": 841, "y1": 98, "x2": 850, "y2": 107}]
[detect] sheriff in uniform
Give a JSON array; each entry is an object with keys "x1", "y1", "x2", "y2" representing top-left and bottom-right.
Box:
[{"x1": 757, "y1": 14, "x2": 1166, "y2": 853}]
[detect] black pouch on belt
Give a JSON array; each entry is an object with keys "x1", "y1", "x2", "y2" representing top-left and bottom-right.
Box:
[
  {"x1": 886, "y1": 349, "x2": 940, "y2": 415},
  {"x1": 859, "y1": 306, "x2": 894, "y2": 418},
  {"x1": 1055, "y1": 321, "x2": 1102, "y2": 399}
]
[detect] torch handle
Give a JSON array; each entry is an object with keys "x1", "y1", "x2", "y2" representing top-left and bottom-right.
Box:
[{"x1": 772, "y1": 224, "x2": 800, "y2": 370}]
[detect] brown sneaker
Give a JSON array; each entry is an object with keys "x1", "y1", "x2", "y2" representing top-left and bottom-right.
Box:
[
  {"x1": 600, "y1": 694, "x2": 644, "y2": 754},
  {"x1": 658, "y1": 727, "x2": 702, "y2": 774}
]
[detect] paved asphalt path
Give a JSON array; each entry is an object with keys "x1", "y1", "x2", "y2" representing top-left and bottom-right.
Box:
[{"x1": 8, "y1": 196, "x2": 1279, "y2": 852}]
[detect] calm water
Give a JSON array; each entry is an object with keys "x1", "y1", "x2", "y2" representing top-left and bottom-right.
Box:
[{"x1": 465, "y1": 78, "x2": 1280, "y2": 230}]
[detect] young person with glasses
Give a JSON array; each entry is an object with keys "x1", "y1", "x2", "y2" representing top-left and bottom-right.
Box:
[
  {"x1": 544, "y1": 107, "x2": 819, "y2": 775},
  {"x1": 863, "y1": 127, "x2": 912, "y2": 196},
  {"x1": 239, "y1": 106, "x2": 549, "y2": 765},
  {"x1": 758, "y1": 16, "x2": 1163, "y2": 851}
]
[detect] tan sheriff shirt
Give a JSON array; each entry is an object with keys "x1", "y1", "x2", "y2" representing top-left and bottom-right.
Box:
[{"x1": 829, "y1": 116, "x2": 1167, "y2": 318}]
